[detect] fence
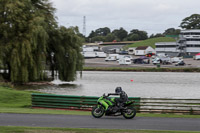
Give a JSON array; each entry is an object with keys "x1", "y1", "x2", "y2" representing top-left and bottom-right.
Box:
[
  {"x1": 32, "y1": 93, "x2": 200, "y2": 114},
  {"x1": 139, "y1": 98, "x2": 200, "y2": 114},
  {"x1": 31, "y1": 93, "x2": 140, "y2": 111}
]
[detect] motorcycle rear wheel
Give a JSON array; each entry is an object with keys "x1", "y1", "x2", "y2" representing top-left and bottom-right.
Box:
[
  {"x1": 91, "y1": 106, "x2": 105, "y2": 118},
  {"x1": 122, "y1": 107, "x2": 136, "y2": 119}
]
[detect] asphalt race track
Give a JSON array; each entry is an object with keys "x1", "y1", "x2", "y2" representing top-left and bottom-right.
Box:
[{"x1": 0, "y1": 113, "x2": 200, "y2": 131}]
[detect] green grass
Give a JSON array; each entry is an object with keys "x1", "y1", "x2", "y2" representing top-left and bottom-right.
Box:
[
  {"x1": 0, "y1": 86, "x2": 31, "y2": 108},
  {"x1": 0, "y1": 107, "x2": 90, "y2": 115},
  {"x1": 0, "y1": 85, "x2": 90, "y2": 115},
  {"x1": 125, "y1": 37, "x2": 176, "y2": 49},
  {"x1": 1, "y1": 107, "x2": 200, "y2": 118},
  {"x1": 1, "y1": 126, "x2": 200, "y2": 133}
]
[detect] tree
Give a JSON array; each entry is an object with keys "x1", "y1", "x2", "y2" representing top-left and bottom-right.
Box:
[
  {"x1": 95, "y1": 27, "x2": 111, "y2": 36},
  {"x1": 88, "y1": 30, "x2": 96, "y2": 38},
  {"x1": 149, "y1": 33, "x2": 164, "y2": 38},
  {"x1": 0, "y1": 0, "x2": 51, "y2": 82},
  {"x1": 105, "y1": 33, "x2": 116, "y2": 42},
  {"x1": 49, "y1": 26, "x2": 83, "y2": 81},
  {"x1": 112, "y1": 28, "x2": 128, "y2": 41},
  {"x1": 127, "y1": 29, "x2": 148, "y2": 40},
  {"x1": 91, "y1": 36, "x2": 105, "y2": 42},
  {"x1": 87, "y1": 27, "x2": 111, "y2": 42},
  {"x1": 126, "y1": 34, "x2": 140, "y2": 41},
  {"x1": 180, "y1": 14, "x2": 200, "y2": 29},
  {"x1": 0, "y1": 0, "x2": 83, "y2": 83},
  {"x1": 163, "y1": 28, "x2": 180, "y2": 35}
]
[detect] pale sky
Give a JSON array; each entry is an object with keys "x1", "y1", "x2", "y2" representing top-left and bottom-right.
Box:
[{"x1": 50, "y1": 0, "x2": 200, "y2": 36}]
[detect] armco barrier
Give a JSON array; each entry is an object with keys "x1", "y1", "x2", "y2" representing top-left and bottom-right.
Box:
[
  {"x1": 139, "y1": 98, "x2": 200, "y2": 114},
  {"x1": 32, "y1": 93, "x2": 200, "y2": 114},
  {"x1": 31, "y1": 93, "x2": 140, "y2": 111}
]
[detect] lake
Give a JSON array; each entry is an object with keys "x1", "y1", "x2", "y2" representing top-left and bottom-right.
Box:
[{"x1": 26, "y1": 71, "x2": 200, "y2": 98}]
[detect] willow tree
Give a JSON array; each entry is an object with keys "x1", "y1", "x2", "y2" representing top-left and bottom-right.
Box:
[
  {"x1": 0, "y1": 0, "x2": 55, "y2": 83},
  {"x1": 49, "y1": 26, "x2": 83, "y2": 81},
  {"x1": 0, "y1": 0, "x2": 83, "y2": 83}
]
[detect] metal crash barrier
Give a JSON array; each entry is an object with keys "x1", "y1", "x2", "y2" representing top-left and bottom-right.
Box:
[
  {"x1": 31, "y1": 93, "x2": 140, "y2": 111},
  {"x1": 32, "y1": 93, "x2": 200, "y2": 114},
  {"x1": 139, "y1": 98, "x2": 200, "y2": 115}
]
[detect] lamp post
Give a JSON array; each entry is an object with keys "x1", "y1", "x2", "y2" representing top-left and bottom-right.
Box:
[{"x1": 51, "y1": 52, "x2": 55, "y2": 79}]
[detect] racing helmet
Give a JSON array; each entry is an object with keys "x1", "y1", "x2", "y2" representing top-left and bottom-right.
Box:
[{"x1": 115, "y1": 87, "x2": 122, "y2": 94}]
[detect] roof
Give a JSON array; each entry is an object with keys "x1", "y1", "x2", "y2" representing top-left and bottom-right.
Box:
[
  {"x1": 181, "y1": 29, "x2": 200, "y2": 33},
  {"x1": 100, "y1": 41, "x2": 140, "y2": 45},
  {"x1": 135, "y1": 46, "x2": 149, "y2": 50}
]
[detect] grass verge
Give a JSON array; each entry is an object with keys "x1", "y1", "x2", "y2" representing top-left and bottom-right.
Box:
[
  {"x1": 1, "y1": 107, "x2": 200, "y2": 118},
  {"x1": 1, "y1": 126, "x2": 200, "y2": 133},
  {"x1": 0, "y1": 85, "x2": 31, "y2": 108},
  {"x1": 83, "y1": 67, "x2": 200, "y2": 72},
  {"x1": 0, "y1": 107, "x2": 90, "y2": 115}
]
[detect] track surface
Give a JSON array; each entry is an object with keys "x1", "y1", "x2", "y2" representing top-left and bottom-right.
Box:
[{"x1": 0, "y1": 113, "x2": 200, "y2": 131}]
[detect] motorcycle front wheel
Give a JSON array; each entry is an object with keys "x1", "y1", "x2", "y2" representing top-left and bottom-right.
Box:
[
  {"x1": 91, "y1": 106, "x2": 105, "y2": 118},
  {"x1": 122, "y1": 107, "x2": 136, "y2": 119}
]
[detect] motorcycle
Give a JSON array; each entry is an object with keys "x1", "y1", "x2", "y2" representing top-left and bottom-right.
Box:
[{"x1": 91, "y1": 93, "x2": 136, "y2": 119}]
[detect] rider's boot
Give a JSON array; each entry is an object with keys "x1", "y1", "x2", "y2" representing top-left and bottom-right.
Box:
[{"x1": 105, "y1": 107, "x2": 111, "y2": 115}]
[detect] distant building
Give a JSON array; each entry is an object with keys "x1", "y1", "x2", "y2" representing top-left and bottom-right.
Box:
[
  {"x1": 83, "y1": 44, "x2": 101, "y2": 51},
  {"x1": 128, "y1": 47, "x2": 136, "y2": 55},
  {"x1": 179, "y1": 29, "x2": 200, "y2": 55},
  {"x1": 135, "y1": 46, "x2": 156, "y2": 56},
  {"x1": 82, "y1": 44, "x2": 106, "y2": 58},
  {"x1": 155, "y1": 29, "x2": 200, "y2": 56},
  {"x1": 155, "y1": 42, "x2": 179, "y2": 57}
]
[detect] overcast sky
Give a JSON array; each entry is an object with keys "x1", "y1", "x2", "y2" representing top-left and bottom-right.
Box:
[{"x1": 50, "y1": 0, "x2": 200, "y2": 36}]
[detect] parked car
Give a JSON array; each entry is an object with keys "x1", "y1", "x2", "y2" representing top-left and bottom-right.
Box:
[
  {"x1": 119, "y1": 58, "x2": 132, "y2": 65},
  {"x1": 133, "y1": 57, "x2": 150, "y2": 64},
  {"x1": 175, "y1": 60, "x2": 185, "y2": 66},
  {"x1": 105, "y1": 56, "x2": 117, "y2": 61},
  {"x1": 145, "y1": 53, "x2": 155, "y2": 57},
  {"x1": 157, "y1": 53, "x2": 168, "y2": 57},
  {"x1": 119, "y1": 50, "x2": 128, "y2": 55},
  {"x1": 152, "y1": 57, "x2": 161, "y2": 65},
  {"x1": 194, "y1": 53, "x2": 200, "y2": 60},
  {"x1": 152, "y1": 56, "x2": 171, "y2": 65},
  {"x1": 171, "y1": 57, "x2": 182, "y2": 63}
]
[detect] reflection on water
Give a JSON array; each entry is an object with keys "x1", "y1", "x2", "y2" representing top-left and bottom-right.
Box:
[
  {"x1": 15, "y1": 84, "x2": 49, "y2": 90},
  {"x1": 16, "y1": 71, "x2": 200, "y2": 98}
]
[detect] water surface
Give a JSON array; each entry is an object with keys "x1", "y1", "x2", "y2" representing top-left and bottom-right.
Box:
[{"x1": 28, "y1": 71, "x2": 200, "y2": 98}]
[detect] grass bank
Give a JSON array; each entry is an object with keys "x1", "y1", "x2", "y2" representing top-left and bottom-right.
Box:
[
  {"x1": 0, "y1": 85, "x2": 89, "y2": 115},
  {"x1": 125, "y1": 37, "x2": 176, "y2": 49},
  {"x1": 0, "y1": 85, "x2": 31, "y2": 108},
  {"x1": 84, "y1": 67, "x2": 200, "y2": 72},
  {"x1": 1, "y1": 126, "x2": 200, "y2": 133}
]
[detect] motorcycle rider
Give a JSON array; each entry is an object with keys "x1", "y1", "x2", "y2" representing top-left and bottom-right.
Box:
[{"x1": 105, "y1": 87, "x2": 128, "y2": 113}]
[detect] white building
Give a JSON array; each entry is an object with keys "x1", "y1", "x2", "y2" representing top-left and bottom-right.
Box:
[
  {"x1": 179, "y1": 29, "x2": 200, "y2": 54},
  {"x1": 135, "y1": 46, "x2": 156, "y2": 56},
  {"x1": 155, "y1": 42, "x2": 180, "y2": 56},
  {"x1": 155, "y1": 29, "x2": 200, "y2": 56},
  {"x1": 82, "y1": 45, "x2": 106, "y2": 58}
]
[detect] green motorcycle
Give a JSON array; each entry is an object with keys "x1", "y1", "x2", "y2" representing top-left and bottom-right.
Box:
[{"x1": 91, "y1": 93, "x2": 136, "y2": 119}]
